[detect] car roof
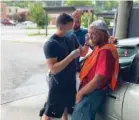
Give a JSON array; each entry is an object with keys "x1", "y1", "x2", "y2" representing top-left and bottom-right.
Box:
[{"x1": 116, "y1": 37, "x2": 139, "y2": 46}]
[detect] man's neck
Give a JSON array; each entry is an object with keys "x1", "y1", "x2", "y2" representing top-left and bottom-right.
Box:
[
  {"x1": 74, "y1": 28, "x2": 81, "y2": 32},
  {"x1": 98, "y1": 41, "x2": 108, "y2": 48},
  {"x1": 56, "y1": 30, "x2": 65, "y2": 37}
]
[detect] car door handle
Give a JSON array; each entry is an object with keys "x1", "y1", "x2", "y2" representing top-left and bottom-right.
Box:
[{"x1": 107, "y1": 94, "x2": 117, "y2": 99}]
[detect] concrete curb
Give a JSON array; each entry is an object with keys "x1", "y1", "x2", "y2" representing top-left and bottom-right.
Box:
[
  {"x1": 1, "y1": 83, "x2": 48, "y2": 104},
  {"x1": 2, "y1": 35, "x2": 52, "y2": 44},
  {"x1": 5, "y1": 39, "x2": 47, "y2": 44}
]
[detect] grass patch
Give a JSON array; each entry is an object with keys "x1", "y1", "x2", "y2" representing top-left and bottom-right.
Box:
[
  {"x1": 28, "y1": 33, "x2": 46, "y2": 36},
  {"x1": 25, "y1": 27, "x2": 56, "y2": 30},
  {"x1": 48, "y1": 27, "x2": 56, "y2": 29},
  {"x1": 25, "y1": 27, "x2": 44, "y2": 30}
]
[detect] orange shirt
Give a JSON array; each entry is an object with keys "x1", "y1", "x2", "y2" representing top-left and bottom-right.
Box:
[
  {"x1": 81, "y1": 49, "x2": 115, "y2": 89},
  {"x1": 79, "y1": 43, "x2": 119, "y2": 90}
]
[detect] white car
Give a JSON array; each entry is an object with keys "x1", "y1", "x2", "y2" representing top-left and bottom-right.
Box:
[{"x1": 21, "y1": 21, "x2": 37, "y2": 28}]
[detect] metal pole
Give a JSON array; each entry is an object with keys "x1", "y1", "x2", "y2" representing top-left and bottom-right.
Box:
[
  {"x1": 115, "y1": 1, "x2": 133, "y2": 39},
  {"x1": 45, "y1": 12, "x2": 48, "y2": 36},
  {"x1": 113, "y1": 11, "x2": 118, "y2": 36}
]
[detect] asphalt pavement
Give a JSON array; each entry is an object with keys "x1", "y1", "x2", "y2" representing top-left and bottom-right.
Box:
[{"x1": 1, "y1": 26, "x2": 51, "y2": 103}]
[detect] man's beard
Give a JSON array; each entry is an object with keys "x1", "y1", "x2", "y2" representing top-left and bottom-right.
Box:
[
  {"x1": 95, "y1": 39, "x2": 107, "y2": 47},
  {"x1": 93, "y1": 39, "x2": 102, "y2": 46},
  {"x1": 73, "y1": 26, "x2": 80, "y2": 31}
]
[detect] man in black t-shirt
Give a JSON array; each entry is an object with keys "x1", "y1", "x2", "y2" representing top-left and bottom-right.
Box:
[{"x1": 41, "y1": 13, "x2": 89, "y2": 120}]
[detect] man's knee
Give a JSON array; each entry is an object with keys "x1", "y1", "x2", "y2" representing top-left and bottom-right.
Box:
[
  {"x1": 41, "y1": 114, "x2": 51, "y2": 120},
  {"x1": 72, "y1": 92, "x2": 104, "y2": 120},
  {"x1": 72, "y1": 100, "x2": 87, "y2": 119},
  {"x1": 72, "y1": 102, "x2": 93, "y2": 120}
]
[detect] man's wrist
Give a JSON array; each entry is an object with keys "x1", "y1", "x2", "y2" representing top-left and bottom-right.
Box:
[
  {"x1": 85, "y1": 43, "x2": 90, "y2": 47},
  {"x1": 68, "y1": 54, "x2": 74, "y2": 60},
  {"x1": 69, "y1": 55, "x2": 74, "y2": 60},
  {"x1": 79, "y1": 89, "x2": 85, "y2": 96}
]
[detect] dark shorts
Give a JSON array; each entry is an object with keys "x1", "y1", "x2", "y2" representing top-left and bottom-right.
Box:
[
  {"x1": 40, "y1": 75, "x2": 76, "y2": 118},
  {"x1": 43, "y1": 97, "x2": 75, "y2": 118}
]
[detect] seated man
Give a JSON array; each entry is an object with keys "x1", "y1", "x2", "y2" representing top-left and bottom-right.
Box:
[{"x1": 72, "y1": 20, "x2": 119, "y2": 120}]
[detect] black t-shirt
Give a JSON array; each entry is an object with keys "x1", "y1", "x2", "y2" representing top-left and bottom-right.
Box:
[{"x1": 43, "y1": 34, "x2": 79, "y2": 92}]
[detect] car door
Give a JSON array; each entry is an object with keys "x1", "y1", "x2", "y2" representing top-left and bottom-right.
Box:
[
  {"x1": 98, "y1": 53, "x2": 139, "y2": 120},
  {"x1": 122, "y1": 83, "x2": 139, "y2": 120},
  {"x1": 122, "y1": 53, "x2": 139, "y2": 120},
  {"x1": 97, "y1": 80, "x2": 129, "y2": 120}
]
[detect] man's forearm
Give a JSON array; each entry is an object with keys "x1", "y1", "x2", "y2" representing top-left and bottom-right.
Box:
[
  {"x1": 51, "y1": 55, "x2": 73, "y2": 74},
  {"x1": 79, "y1": 74, "x2": 105, "y2": 95},
  {"x1": 80, "y1": 45, "x2": 89, "y2": 57}
]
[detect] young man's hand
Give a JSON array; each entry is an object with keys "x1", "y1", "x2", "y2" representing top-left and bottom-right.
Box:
[
  {"x1": 79, "y1": 46, "x2": 84, "y2": 54},
  {"x1": 85, "y1": 33, "x2": 90, "y2": 45}
]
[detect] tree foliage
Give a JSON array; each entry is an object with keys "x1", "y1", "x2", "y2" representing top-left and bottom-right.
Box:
[
  {"x1": 3, "y1": 1, "x2": 30, "y2": 8},
  {"x1": 65, "y1": 0, "x2": 93, "y2": 6},
  {"x1": 95, "y1": 1, "x2": 118, "y2": 12},
  {"x1": 133, "y1": 0, "x2": 139, "y2": 5},
  {"x1": 45, "y1": 1, "x2": 63, "y2": 7},
  {"x1": 81, "y1": 12, "x2": 88, "y2": 28},
  {"x1": 14, "y1": 1, "x2": 29, "y2": 8},
  {"x1": 81, "y1": 12, "x2": 97, "y2": 28},
  {"x1": 29, "y1": 2, "x2": 46, "y2": 28}
]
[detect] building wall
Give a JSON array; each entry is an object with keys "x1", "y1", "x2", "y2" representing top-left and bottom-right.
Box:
[
  {"x1": 6, "y1": 6, "x2": 29, "y2": 20},
  {"x1": 48, "y1": 14, "x2": 59, "y2": 25},
  {"x1": 1, "y1": 3, "x2": 7, "y2": 19},
  {"x1": 18, "y1": 8, "x2": 28, "y2": 13},
  {"x1": 6, "y1": 6, "x2": 28, "y2": 15},
  {"x1": 6, "y1": 6, "x2": 20, "y2": 16}
]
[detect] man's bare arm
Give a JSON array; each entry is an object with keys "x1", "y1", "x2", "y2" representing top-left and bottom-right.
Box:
[
  {"x1": 80, "y1": 45, "x2": 89, "y2": 57},
  {"x1": 79, "y1": 74, "x2": 105, "y2": 95},
  {"x1": 71, "y1": 33, "x2": 89, "y2": 57},
  {"x1": 79, "y1": 32, "x2": 90, "y2": 57},
  {"x1": 46, "y1": 49, "x2": 80, "y2": 74}
]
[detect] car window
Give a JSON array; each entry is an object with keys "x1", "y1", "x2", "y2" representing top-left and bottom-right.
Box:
[{"x1": 117, "y1": 46, "x2": 136, "y2": 57}]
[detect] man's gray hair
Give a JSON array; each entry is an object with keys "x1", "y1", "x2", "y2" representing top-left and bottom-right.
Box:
[{"x1": 90, "y1": 20, "x2": 110, "y2": 35}]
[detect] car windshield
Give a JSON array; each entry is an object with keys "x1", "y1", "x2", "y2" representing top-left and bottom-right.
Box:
[{"x1": 117, "y1": 46, "x2": 136, "y2": 57}]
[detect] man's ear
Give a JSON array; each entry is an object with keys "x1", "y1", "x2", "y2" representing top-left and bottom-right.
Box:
[
  {"x1": 59, "y1": 24, "x2": 64, "y2": 31},
  {"x1": 59, "y1": 26, "x2": 64, "y2": 31},
  {"x1": 59, "y1": 26, "x2": 62, "y2": 30}
]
